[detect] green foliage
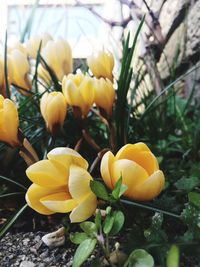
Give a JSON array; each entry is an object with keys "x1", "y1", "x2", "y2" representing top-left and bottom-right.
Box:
[
  {"x1": 166, "y1": 245, "x2": 180, "y2": 267},
  {"x1": 72, "y1": 238, "x2": 97, "y2": 267},
  {"x1": 124, "y1": 249, "x2": 154, "y2": 267}
]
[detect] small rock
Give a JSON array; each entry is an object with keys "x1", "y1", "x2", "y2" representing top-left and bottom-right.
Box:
[
  {"x1": 42, "y1": 227, "x2": 65, "y2": 248},
  {"x1": 19, "y1": 261, "x2": 35, "y2": 267}
]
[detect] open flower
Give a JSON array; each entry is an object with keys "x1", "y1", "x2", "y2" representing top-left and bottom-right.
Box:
[
  {"x1": 41, "y1": 39, "x2": 72, "y2": 81},
  {"x1": 9, "y1": 49, "x2": 31, "y2": 95},
  {"x1": 0, "y1": 95, "x2": 20, "y2": 147},
  {"x1": 87, "y1": 50, "x2": 114, "y2": 81},
  {"x1": 62, "y1": 72, "x2": 95, "y2": 118},
  {"x1": 25, "y1": 147, "x2": 97, "y2": 223},
  {"x1": 94, "y1": 78, "x2": 115, "y2": 119},
  {"x1": 101, "y1": 142, "x2": 165, "y2": 201},
  {"x1": 40, "y1": 92, "x2": 67, "y2": 135}
]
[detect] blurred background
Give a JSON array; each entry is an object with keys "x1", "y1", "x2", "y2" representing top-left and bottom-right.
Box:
[{"x1": 0, "y1": 0, "x2": 199, "y2": 97}]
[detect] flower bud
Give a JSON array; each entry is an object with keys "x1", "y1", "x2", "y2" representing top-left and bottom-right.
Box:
[
  {"x1": 26, "y1": 33, "x2": 52, "y2": 59},
  {"x1": 0, "y1": 55, "x2": 13, "y2": 97},
  {"x1": 87, "y1": 50, "x2": 114, "y2": 81},
  {"x1": 101, "y1": 142, "x2": 165, "y2": 201},
  {"x1": 62, "y1": 72, "x2": 95, "y2": 118},
  {"x1": 0, "y1": 95, "x2": 20, "y2": 147},
  {"x1": 40, "y1": 91, "x2": 67, "y2": 135},
  {"x1": 9, "y1": 49, "x2": 31, "y2": 95},
  {"x1": 94, "y1": 78, "x2": 115, "y2": 119},
  {"x1": 41, "y1": 39, "x2": 73, "y2": 81}
]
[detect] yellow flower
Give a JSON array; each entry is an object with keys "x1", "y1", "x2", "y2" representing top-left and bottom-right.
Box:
[
  {"x1": 101, "y1": 142, "x2": 165, "y2": 201},
  {"x1": 38, "y1": 63, "x2": 51, "y2": 86},
  {"x1": 40, "y1": 92, "x2": 67, "y2": 135},
  {"x1": 25, "y1": 33, "x2": 52, "y2": 59},
  {"x1": 87, "y1": 50, "x2": 114, "y2": 81},
  {"x1": 62, "y1": 72, "x2": 95, "y2": 118},
  {"x1": 94, "y1": 78, "x2": 115, "y2": 119},
  {"x1": 0, "y1": 55, "x2": 13, "y2": 97},
  {"x1": 25, "y1": 147, "x2": 97, "y2": 222},
  {"x1": 8, "y1": 41, "x2": 27, "y2": 56},
  {"x1": 0, "y1": 95, "x2": 20, "y2": 147},
  {"x1": 9, "y1": 49, "x2": 31, "y2": 95},
  {"x1": 41, "y1": 39, "x2": 73, "y2": 81}
]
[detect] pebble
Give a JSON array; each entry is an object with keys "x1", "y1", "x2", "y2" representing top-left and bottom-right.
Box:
[{"x1": 19, "y1": 261, "x2": 35, "y2": 267}]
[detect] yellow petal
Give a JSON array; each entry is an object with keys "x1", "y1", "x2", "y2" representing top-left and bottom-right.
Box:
[
  {"x1": 132, "y1": 170, "x2": 165, "y2": 201},
  {"x1": 70, "y1": 193, "x2": 97, "y2": 223},
  {"x1": 26, "y1": 183, "x2": 61, "y2": 215},
  {"x1": 26, "y1": 159, "x2": 68, "y2": 188},
  {"x1": 111, "y1": 159, "x2": 149, "y2": 199},
  {"x1": 68, "y1": 165, "x2": 93, "y2": 202},
  {"x1": 47, "y1": 147, "x2": 88, "y2": 170},
  {"x1": 95, "y1": 78, "x2": 115, "y2": 117},
  {"x1": 116, "y1": 143, "x2": 159, "y2": 175},
  {"x1": 41, "y1": 192, "x2": 77, "y2": 213},
  {"x1": 100, "y1": 151, "x2": 115, "y2": 189},
  {"x1": 2, "y1": 99, "x2": 19, "y2": 146}
]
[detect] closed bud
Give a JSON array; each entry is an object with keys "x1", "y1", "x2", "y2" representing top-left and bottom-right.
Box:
[
  {"x1": 41, "y1": 39, "x2": 73, "y2": 81},
  {"x1": 26, "y1": 33, "x2": 52, "y2": 59},
  {"x1": 0, "y1": 95, "x2": 20, "y2": 147},
  {"x1": 9, "y1": 49, "x2": 31, "y2": 95},
  {"x1": 87, "y1": 50, "x2": 114, "y2": 81},
  {"x1": 40, "y1": 91, "x2": 67, "y2": 135},
  {"x1": 94, "y1": 78, "x2": 115, "y2": 119},
  {"x1": 62, "y1": 72, "x2": 95, "y2": 118}
]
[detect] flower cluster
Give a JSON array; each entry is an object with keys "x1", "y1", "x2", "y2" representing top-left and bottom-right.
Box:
[{"x1": 0, "y1": 33, "x2": 165, "y2": 224}]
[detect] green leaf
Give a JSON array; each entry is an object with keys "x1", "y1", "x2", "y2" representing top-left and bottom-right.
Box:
[
  {"x1": 103, "y1": 214, "x2": 115, "y2": 235},
  {"x1": 109, "y1": 211, "x2": 125, "y2": 236},
  {"x1": 188, "y1": 192, "x2": 200, "y2": 208},
  {"x1": 72, "y1": 238, "x2": 97, "y2": 267},
  {"x1": 80, "y1": 222, "x2": 97, "y2": 237},
  {"x1": 166, "y1": 245, "x2": 180, "y2": 267},
  {"x1": 112, "y1": 176, "x2": 128, "y2": 200},
  {"x1": 4, "y1": 31, "x2": 10, "y2": 98},
  {"x1": 90, "y1": 180, "x2": 109, "y2": 201},
  {"x1": 124, "y1": 249, "x2": 154, "y2": 267},
  {"x1": 0, "y1": 175, "x2": 27, "y2": 190},
  {"x1": 175, "y1": 177, "x2": 200, "y2": 191},
  {"x1": 70, "y1": 232, "x2": 88, "y2": 244}
]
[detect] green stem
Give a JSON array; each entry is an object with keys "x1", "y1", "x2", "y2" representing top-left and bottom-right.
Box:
[{"x1": 121, "y1": 199, "x2": 181, "y2": 219}]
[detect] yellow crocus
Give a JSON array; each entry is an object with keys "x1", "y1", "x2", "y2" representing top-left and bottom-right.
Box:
[
  {"x1": 101, "y1": 142, "x2": 165, "y2": 201},
  {"x1": 40, "y1": 92, "x2": 67, "y2": 135},
  {"x1": 87, "y1": 50, "x2": 114, "y2": 81},
  {"x1": 0, "y1": 94, "x2": 20, "y2": 147},
  {"x1": 41, "y1": 39, "x2": 73, "y2": 81},
  {"x1": 37, "y1": 63, "x2": 51, "y2": 86},
  {"x1": 94, "y1": 78, "x2": 115, "y2": 119},
  {"x1": 25, "y1": 147, "x2": 97, "y2": 223},
  {"x1": 9, "y1": 49, "x2": 31, "y2": 95},
  {"x1": 8, "y1": 41, "x2": 27, "y2": 56},
  {"x1": 62, "y1": 72, "x2": 95, "y2": 118},
  {"x1": 25, "y1": 33, "x2": 52, "y2": 59}
]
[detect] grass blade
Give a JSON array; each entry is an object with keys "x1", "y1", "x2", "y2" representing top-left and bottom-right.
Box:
[
  {"x1": 0, "y1": 204, "x2": 28, "y2": 239},
  {"x1": 0, "y1": 175, "x2": 27, "y2": 190}
]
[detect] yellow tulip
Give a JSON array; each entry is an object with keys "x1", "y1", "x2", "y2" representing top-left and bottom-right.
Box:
[
  {"x1": 87, "y1": 50, "x2": 114, "y2": 81},
  {"x1": 41, "y1": 39, "x2": 73, "y2": 81},
  {"x1": 0, "y1": 94, "x2": 20, "y2": 147},
  {"x1": 62, "y1": 72, "x2": 95, "y2": 118},
  {"x1": 101, "y1": 142, "x2": 165, "y2": 201},
  {"x1": 9, "y1": 49, "x2": 31, "y2": 95},
  {"x1": 25, "y1": 33, "x2": 52, "y2": 59},
  {"x1": 94, "y1": 78, "x2": 115, "y2": 119},
  {"x1": 25, "y1": 147, "x2": 97, "y2": 222},
  {"x1": 40, "y1": 92, "x2": 67, "y2": 135}
]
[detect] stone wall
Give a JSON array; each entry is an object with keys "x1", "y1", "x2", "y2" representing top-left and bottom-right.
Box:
[{"x1": 137, "y1": 0, "x2": 200, "y2": 97}]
